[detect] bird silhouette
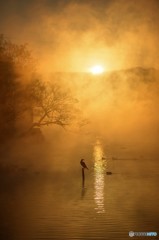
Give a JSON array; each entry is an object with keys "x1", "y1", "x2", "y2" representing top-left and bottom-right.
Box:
[{"x1": 80, "y1": 159, "x2": 89, "y2": 170}]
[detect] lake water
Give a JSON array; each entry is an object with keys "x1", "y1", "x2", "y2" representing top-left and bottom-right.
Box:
[{"x1": 0, "y1": 139, "x2": 159, "y2": 240}]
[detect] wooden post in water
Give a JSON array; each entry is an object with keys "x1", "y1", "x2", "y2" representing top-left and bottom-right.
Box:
[{"x1": 82, "y1": 167, "x2": 85, "y2": 188}]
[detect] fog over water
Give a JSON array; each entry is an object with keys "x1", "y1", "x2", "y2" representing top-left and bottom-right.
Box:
[{"x1": 2, "y1": 68, "x2": 157, "y2": 173}]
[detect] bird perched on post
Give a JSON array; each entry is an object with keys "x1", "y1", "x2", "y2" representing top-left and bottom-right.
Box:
[{"x1": 80, "y1": 159, "x2": 89, "y2": 170}]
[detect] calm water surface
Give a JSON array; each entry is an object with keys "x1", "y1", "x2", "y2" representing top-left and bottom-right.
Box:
[{"x1": 0, "y1": 139, "x2": 159, "y2": 240}]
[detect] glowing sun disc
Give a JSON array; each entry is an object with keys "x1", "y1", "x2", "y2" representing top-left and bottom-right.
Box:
[{"x1": 90, "y1": 65, "x2": 104, "y2": 75}]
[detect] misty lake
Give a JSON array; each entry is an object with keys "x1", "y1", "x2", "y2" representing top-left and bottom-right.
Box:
[
  {"x1": 0, "y1": 139, "x2": 159, "y2": 240},
  {"x1": 1, "y1": 0, "x2": 159, "y2": 238}
]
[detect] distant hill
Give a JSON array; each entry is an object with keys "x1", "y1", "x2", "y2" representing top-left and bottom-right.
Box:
[
  {"x1": 51, "y1": 67, "x2": 158, "y2": 85},
  {"x1": 50, "y1": 67, "x2": 158, "y2": 96}
]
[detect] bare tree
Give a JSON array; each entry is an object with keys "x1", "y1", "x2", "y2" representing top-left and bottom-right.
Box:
[
  {"x1": 0, "y1": 34, "x2": 88, "y2": 140},
  {"x1": 24, "y1": 78, "x2": 80, "y2": 134}
]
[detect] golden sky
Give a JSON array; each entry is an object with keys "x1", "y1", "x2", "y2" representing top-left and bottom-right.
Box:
[{"x1": 0, "y1": 0, "x2": 159, "y2": 73}]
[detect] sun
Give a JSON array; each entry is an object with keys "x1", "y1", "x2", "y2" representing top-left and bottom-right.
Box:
[{"x1": 89, "y1": 65, "x2": 104, "y2": 75}]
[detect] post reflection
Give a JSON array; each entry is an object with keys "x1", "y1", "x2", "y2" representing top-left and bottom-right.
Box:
[
  {"x1": 81, "y1": 187, "x2": 87, "y2": 199},
  {"x1": 93, "y1": 139, "x2": 106, "y2": 213}
]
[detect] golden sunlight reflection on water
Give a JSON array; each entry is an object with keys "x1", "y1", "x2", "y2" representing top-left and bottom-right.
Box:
[{"x1": 93, "y1": 139, "x2": 107, "y2": 214}]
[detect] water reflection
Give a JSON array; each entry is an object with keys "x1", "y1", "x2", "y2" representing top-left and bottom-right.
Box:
[
  {"x1": 81, "y1": 187, "x2": 87, "y2": 199},
  {"x1": 93, "y1": 139, "x2": 107, "y2": 213}
]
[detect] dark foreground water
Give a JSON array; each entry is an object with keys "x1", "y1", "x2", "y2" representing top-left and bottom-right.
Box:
[{"x1": 0, "y1": 140, "x2": 159, "y2": 240}]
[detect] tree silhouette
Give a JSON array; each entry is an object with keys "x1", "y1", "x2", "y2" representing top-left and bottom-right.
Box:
[
  {"x1": 0, "y1": 34, "x2": 36, "y2": 72},
  {"x1": 0, "y1": 34, "x2": 35, "y2": 141},
  {"x1": 0, "y1": 35, "x2": 84, "y2": 140},
  {"x1": 24, "y1": 78, "x2": 79, "y2": 134}
]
